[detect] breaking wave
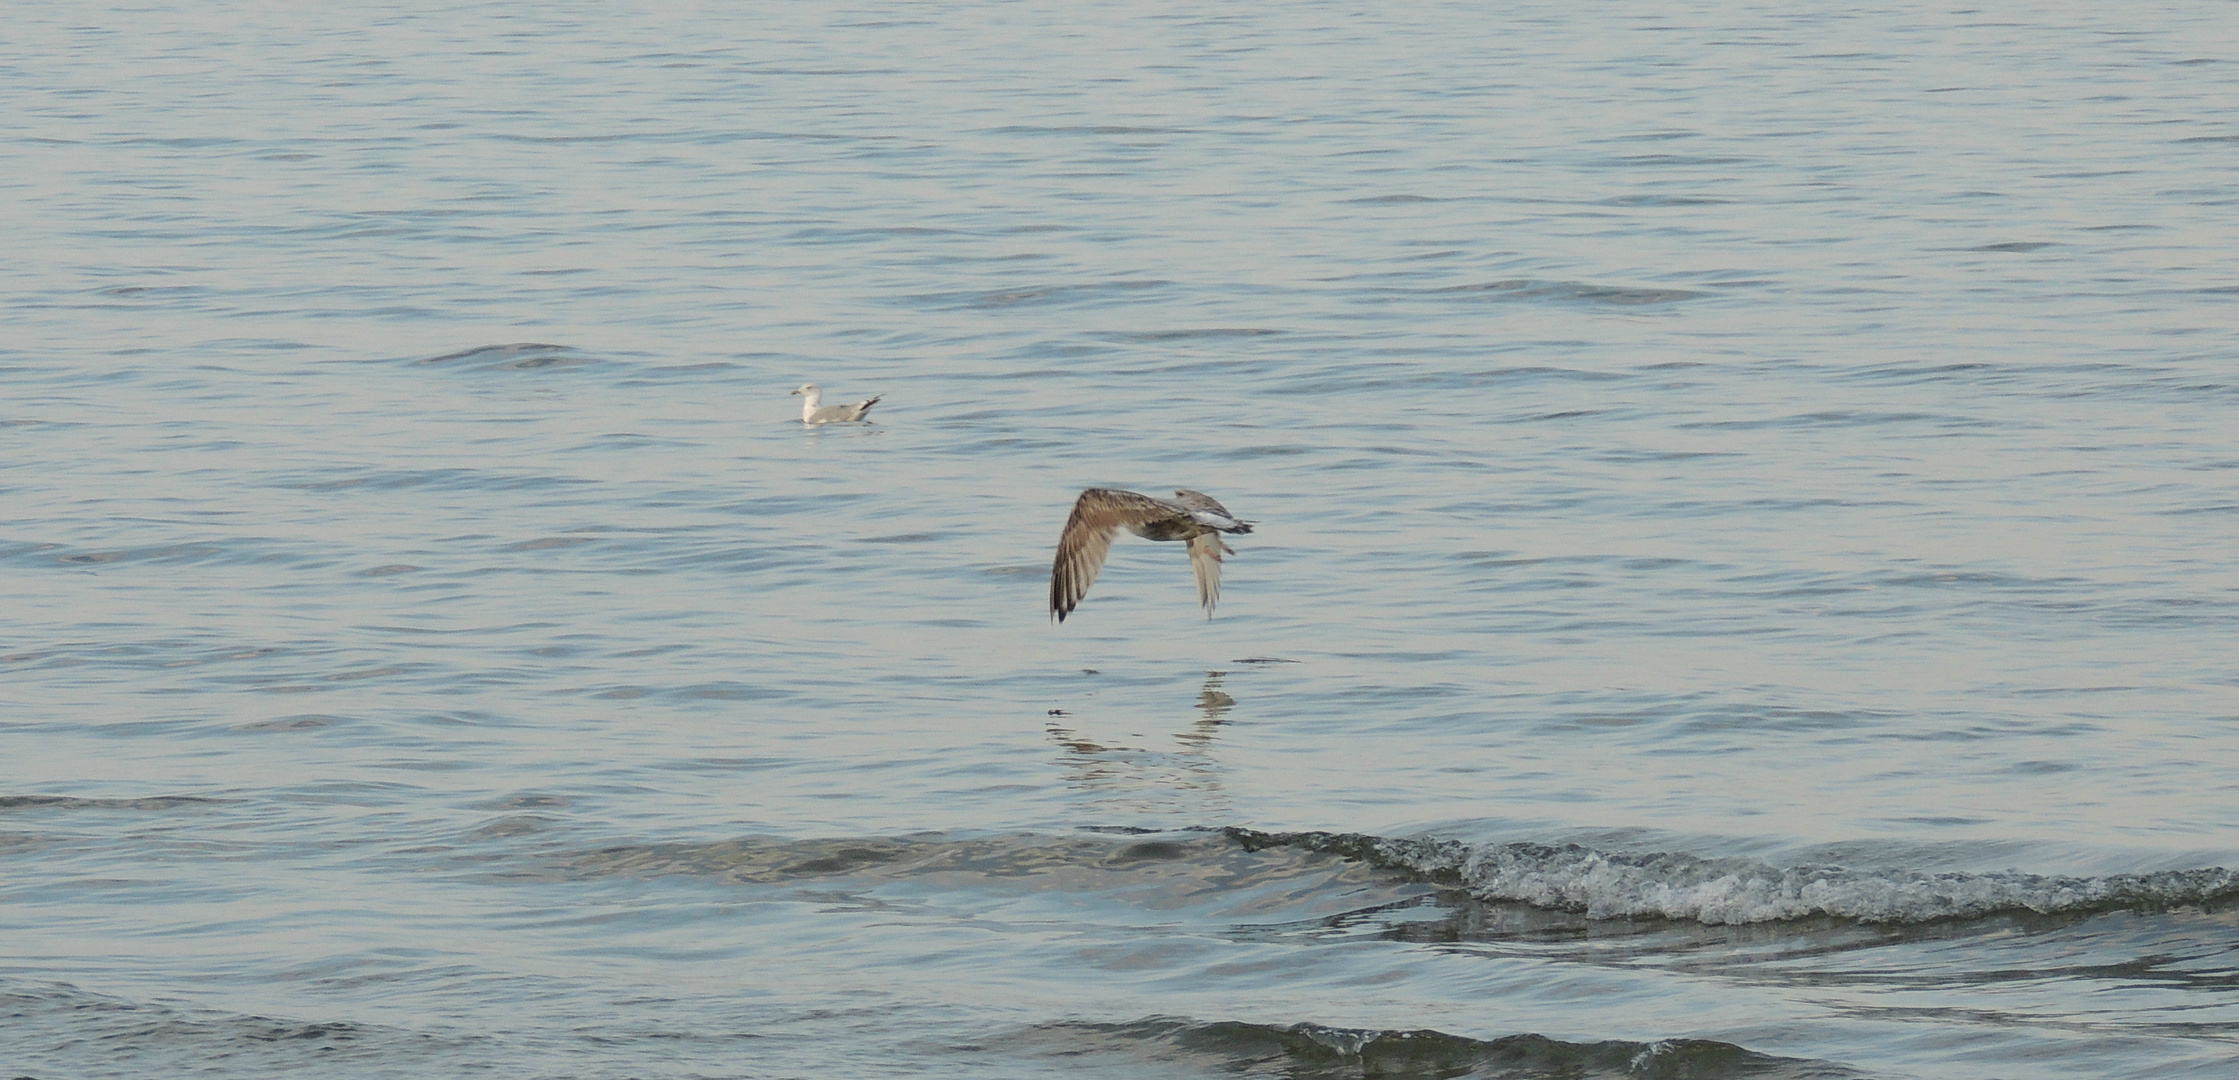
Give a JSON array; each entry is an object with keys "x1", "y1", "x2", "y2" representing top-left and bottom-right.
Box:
[
  {"x1": 982, "y1": 1017, "x2": 1857, "y2": 1079},
  {"x1": 1231, "y1": 829, "x2": 2239, "y2": 926}
]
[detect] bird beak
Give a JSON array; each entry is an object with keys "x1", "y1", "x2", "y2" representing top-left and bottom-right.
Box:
[{"x1": 789, "y1": 389, "x2": 802, "y2": 396}]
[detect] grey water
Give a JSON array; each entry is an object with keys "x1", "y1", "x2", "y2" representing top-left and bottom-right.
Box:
[{"x1": 6, "y1": 2, "x2": 2238, "y2": 1077}]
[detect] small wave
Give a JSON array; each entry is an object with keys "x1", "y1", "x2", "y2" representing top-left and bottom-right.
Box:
[
  {"x1": 279, "y1": 467, "x2": 593, "y2": 493},
  {"x1": 1675, "y1": 409, "x2": 1986, "y2": 431},
  {"x1": 986, "y1": 1017, "x2": 1851, "y2": 1079},
  {"x1": 46, "y1": 542, "x2": 228, "y2": 567},
  {"x1": 558, "y1": 831, "x2": 1238, "y2": 885},
  {"x1": 231, "y1": 715, "x2": 342, "y2": 732},
  {"x1": 1230, "y1": 829, "x2": 2239, "y2": 926},
  {"x1": 905, "y1": 279, "x2": 1173, "y2": 311},
  {"x1": 1598, "y1": 194, "x2": 1733, "y2": 207},
  {"x1": 1420, "y1": 279, "x2": 1703, "y2": 306},
  {"x1": 1, "y1": 984, "x2": 480, "y2": 1073},
  {"x1": 21, "y1": 538, "x2": 344, "y2": 574},
  {"x1": 411, "y1": 343, "x2": 595, "y2": 371},
  {"x1": 1605, "y1": 153, "x2": 1749, "y2": 167},
  {"x1": 983, "y1": 124, "x2": 1186, "y2": 136},
  {"x1": 1093, "y1": 327, "x2": 1284, "y2": 342},
  {"x1": 0, "y1": 794, "x2": 224, "y2": 811}
]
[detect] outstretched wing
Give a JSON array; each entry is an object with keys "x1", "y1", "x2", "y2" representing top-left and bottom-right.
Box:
[
  {"x1": 1050, "y1": 488, "x2": 1172, "y2": 622},
  {"x1": 1187, "y1": 532, "x2": 1235, "y2": 616}
]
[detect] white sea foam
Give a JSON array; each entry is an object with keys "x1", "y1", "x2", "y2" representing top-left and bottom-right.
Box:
[{"x1": 1233, "y1": 830, "x2": 2239, "y2": 925}]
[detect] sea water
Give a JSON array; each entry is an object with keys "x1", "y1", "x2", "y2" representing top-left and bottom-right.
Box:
[{"x1": 6, "y1": 2, "x2": 2238, "y2": 1076}]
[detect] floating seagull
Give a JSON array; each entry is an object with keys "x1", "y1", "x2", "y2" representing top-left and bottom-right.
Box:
[
  {"x1": 1050, "y1": 488, "x2": 1254, "y2": 622},
  {"x1": 791, "y1": 383, "x2": 882, "y2": 425}
]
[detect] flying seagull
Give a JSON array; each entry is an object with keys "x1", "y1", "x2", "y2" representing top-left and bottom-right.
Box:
[
  {"x1": 1050, "y1": 488, "x2": 1254, "y2": 622},
  {"x1": 791, "y1": 383, "x2": 882, "y2": 425}
]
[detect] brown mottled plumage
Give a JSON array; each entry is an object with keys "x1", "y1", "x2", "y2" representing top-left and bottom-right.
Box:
[{"x1": 1049, "y1": 488, "x2": 1254, "y2": 622}]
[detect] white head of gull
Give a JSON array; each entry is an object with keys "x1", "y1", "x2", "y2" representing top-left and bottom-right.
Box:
[
  {"x1": 791, "y1": 383, "x2": 883, "y2": 425},
  {"x1": 1049, "y1": 488, "x2": 1254, "y2": 622}
]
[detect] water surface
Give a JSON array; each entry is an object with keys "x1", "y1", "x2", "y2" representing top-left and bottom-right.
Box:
[{"x1": 6, "y1": 2, "x2": 2239, "y2": 1077}]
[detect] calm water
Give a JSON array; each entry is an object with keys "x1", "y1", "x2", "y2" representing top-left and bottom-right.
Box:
[{"x1": 6, "y1": 2, "x2": 2239, "y2": 1077}]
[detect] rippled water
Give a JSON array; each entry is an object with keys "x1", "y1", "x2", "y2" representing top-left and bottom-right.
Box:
[{"x1": 7, "y1": 2, "x2": 2239, "y2": 1077}]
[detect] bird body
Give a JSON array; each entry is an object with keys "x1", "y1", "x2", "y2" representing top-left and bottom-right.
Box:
[
  {"x1": 1050, "y1": 488, "x2": 1253, "y2": 622},
  {"x1": 791, "y1": 383, "x2": 882, "y2": 424}
]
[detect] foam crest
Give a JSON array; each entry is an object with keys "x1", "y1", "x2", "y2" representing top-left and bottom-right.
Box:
[{"x1": 1231, "y1": 830, "x2": 2239, "y2": 925}]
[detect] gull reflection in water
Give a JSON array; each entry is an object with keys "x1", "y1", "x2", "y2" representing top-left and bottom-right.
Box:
[
  {"x1": 1178, "y1": 670, "x2": 1233, "y2": 747},
  {"x1": 1046, "y1": 671, "x2": 1236, "y2": 818}
]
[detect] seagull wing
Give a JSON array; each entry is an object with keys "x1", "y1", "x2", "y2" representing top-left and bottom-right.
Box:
[
  {"x1": 1050, "y1": 488, "x2": 1174, "y2": 622},
  {"x1": 805, "y1": 394, "x2": 882, "y2": 424},
  {"x1": 1187, "y1": 532, "x2": 1235, "y2": 616},
  {"x1": 1170, "y1": 488, "x2": 1250, "y2": 533},
  {"x1": 807, "y1": 402, "x2": 853, "y2": 423}
]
